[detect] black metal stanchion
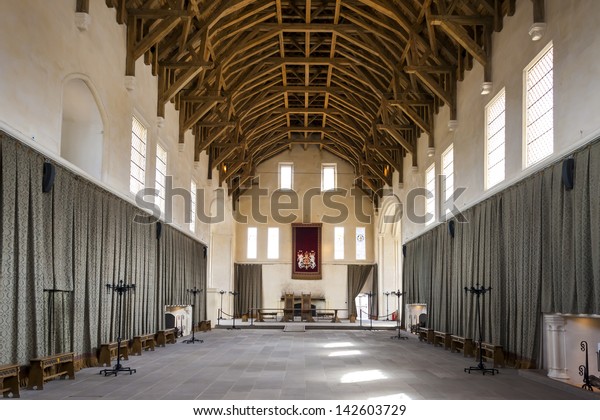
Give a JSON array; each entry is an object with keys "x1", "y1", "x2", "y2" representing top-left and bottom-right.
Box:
[
  {"x1": 384, "y1": 292, "x2": 390, "y2": 320},
  {"x1": 100, "y1": 280, "x2": 136, "y2": 376},
  {"x1": 579, "y1": 341, "x2": 593, "y2": 391},
  {"x1": 218, "y1": 290, "x2": 226, "y2": 326},
  {"x1": 183, "y1": 287, "x2": 203, "y2": 344},
  {"x1": 358, "y1": 294, "x2": 364, "y2": 327},
  {"x1": 227, "y1": 291, "x2": 240, "y2": 330},
  {"x1": 391, "y1": 290, "x2": 407, "y2": 340},
  {"x1": 366, "y1": 291, "x2": 374, "y2": 331},
  {"x1": 464, "y1": 284, "x2": 498, "y2": 375}
]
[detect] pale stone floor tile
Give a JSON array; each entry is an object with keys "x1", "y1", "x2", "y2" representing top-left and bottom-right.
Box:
[{"x1": 13, "y1": 329, "x2": 600, "y2": 401}]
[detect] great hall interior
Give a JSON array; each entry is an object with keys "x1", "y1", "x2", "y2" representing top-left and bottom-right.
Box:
[{"x1": 1, "y1": 0, "x2": 600, "y2": 401}]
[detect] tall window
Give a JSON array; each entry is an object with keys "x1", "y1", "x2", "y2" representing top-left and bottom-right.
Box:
[
  {"x1": 279, "y1": 163, "x2": 293, "y2": 190},
  {"x1": 486, "y1": 89, "x2": 506, "y2": 189},
  {"x1": 129, "y1": 116, "x2": 147, "y2": 194},
  {"x1": 425, "y1": 164, "x2": 435, "y2": 225},
  {"x1": 267, "y1": 227, "x2": 279, "y2": 259},
  {"x1": 322, "y1": 164, "x2": 336, "y2": 192},
  {"x1": 355, "y1": 227, "x2": 366, "y2": 260},
  {"x1": 247, "y1": 227, "x2": 258, "y2": 259},
  {"x1": 525, "y1": 42, "x2": 553, "y2": 167},
  {"x1": 441, "y1": 145, "x2": 454, "y2": 212},
  {"x1": 155, "y1": 144, "x2": 167, "y2": 215},
  {"x1": 334, "y1": 227, "x2": 344, "y2": 260},
  {"x1": 190, "y1": 180, "x2": 197, "y2": 232}
]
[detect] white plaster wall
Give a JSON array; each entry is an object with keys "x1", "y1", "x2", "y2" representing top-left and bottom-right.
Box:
[
  {"x1": 0, "y1": 1, "x2": 239, "y2": 321},
  {"x1": 398, "y1": 0, "x2": 600, "y2": 243},
  {"x1": 61, "y1": 120, "x2": 103, "y2": 180},
  {"x1": 0, "y1": 0, "x2": 219, "y2": 245},
  {"x1": 262, "y1": 264, "x2": 348, "y2": 315},
  {"x1": 60, "y1": 78, "x2": 104, "y2": 179},
  {"x1": 234, "y1": 146, "x2": 375, "y2": 313}
]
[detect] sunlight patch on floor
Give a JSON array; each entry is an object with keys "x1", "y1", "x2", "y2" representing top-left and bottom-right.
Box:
[{"x1": 340, "y1": 370, "x2": 386, "y2": 383}]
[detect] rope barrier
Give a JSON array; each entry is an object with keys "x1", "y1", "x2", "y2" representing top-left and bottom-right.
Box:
[{"x1": 219, "y1": 310, "x2": 234, "y2": 318}]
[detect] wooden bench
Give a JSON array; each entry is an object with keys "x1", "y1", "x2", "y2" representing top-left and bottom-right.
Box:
[
  {"x1": 132, "y1": 333, "x2": 156, "y2": 355},
  {"x1": 98, "y1": 341, "x2": 129, "y2": 367},
  {"x1": 28, "y1": 352, "x2": 75, "y2": 390},
  {"x1": 418, "y1": 327, "x2": 434, "y2": 344},
  {"x1": 0, "y1": 364, "x2": 20, "y2": 398},
  {"x1": 156, "y1": 328, "x2": 177, "y2": 347},
  {"x1": 193, "y1": 320, "x2": 212, "y2": 332},
  {"x1": 434, "y1": 331, "x2": 451, "y2": 349},
  {"x1": 450, "y1": 335, "x2": 474, "y2": 357},
  {"x1": 480, "y1": 343, "x2": 505, "y2": 368}
]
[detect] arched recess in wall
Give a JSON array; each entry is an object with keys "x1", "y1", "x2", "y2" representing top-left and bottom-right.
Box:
[
  {"x1": 378, "y1": 196, "x2": 402, "y2": 238},
  {"x1": 377, "y1": 196, "x2": 403, "y2": 293},
  {"x1": 60, "y1": 76, "x2": 106, "y2": 180}
]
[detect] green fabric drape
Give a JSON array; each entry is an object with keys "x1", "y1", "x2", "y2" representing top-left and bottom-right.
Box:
[
  {"x1": 0, "y1": 132, "x2": 207, "y2": 366},
  {"x1": 0, "y1": 140, "x2": 48, "y2": 364},
  {"x1": 347, "y1": 265, "x2": 377, "y2": 317},
  {"x1": 157, "y1": 225, "x2": 206, "y2": 326},
  {"x1": 234, "y1": 264, "x2": 263, "y2": 317},
  {"x1": 403, "y1": 137, "x2": 600, "y2": 367}
]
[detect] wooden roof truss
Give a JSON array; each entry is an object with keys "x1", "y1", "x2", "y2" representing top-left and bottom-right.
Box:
[{"x1": 101, "y1": 0, "x2": 531, "y2": 199}]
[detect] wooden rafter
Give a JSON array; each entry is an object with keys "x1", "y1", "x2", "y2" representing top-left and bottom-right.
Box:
[{"x1": 106, "y1": 0, "x2": 513, "y2": 196}]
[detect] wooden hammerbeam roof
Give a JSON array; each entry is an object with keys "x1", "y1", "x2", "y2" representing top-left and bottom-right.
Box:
[{"x1": 102, "y1": 0, "x2": 526, "y2": 199}]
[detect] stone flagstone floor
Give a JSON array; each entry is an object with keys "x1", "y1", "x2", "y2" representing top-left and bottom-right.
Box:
[{"x1": 14, "y1": 328, "x2": 599, "y2": 400}]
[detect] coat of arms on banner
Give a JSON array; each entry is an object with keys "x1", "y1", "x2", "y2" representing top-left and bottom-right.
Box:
[
  {"x1": 292, "y1": 223, "x2": 321, "y2": 279},
  {"x1": 297, "y1": 250, "x2": 316, "y2": 270}
]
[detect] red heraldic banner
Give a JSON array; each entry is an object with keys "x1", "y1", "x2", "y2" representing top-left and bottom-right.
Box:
[{"x1": 292, "y1": 223, "x2": 322, "y2": 280}]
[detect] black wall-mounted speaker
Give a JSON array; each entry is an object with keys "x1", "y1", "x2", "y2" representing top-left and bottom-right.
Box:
[
  {"x1": 42, "y1": 162, "x2": 56, "y2": 193},
  {"x1": 448, "y1": 220, "x2": 455, "y2": 238},
  {"x1": 562, "y1": 157, "x2": 575, "y2": 190},
  {"x1": 402, "y1": 245, "x2": 406, "y2": 258},
  {"x1": 156, "y1": 221, "x2": 162, "y2": 240}
]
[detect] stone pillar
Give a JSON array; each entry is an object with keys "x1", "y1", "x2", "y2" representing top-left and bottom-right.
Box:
[
  {"x1": 545, "y1": 314, "x2": 570, "y2": 381},
  {"x1": 394, "y1": 238, "x2": 401, "y2": 290}
]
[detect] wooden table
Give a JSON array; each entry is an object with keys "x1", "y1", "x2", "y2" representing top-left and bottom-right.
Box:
[
  {"x1": 251, "y1": 308, "x2": 343, "y2": 323},
  {"x1": 254, "y1": 308, "x2": 281, "y2": 322},
  {"x1": 316, "y1": 309, "x2": 342, "y2": 323}
]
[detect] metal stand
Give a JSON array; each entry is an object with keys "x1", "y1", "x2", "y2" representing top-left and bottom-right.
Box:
[
  {"x1": 384, "y1": 292, "x2": 390, "y2": 320},
  {"x1": 464, "y1": 284, "x2": 498, "y2": 375},
  {"x1": 100, "y1": 281, "x2": 136, "y2": 376},
  {"x1": 391, "y1": 290, "x2": 407, "y2": 340},
  {"x1": 579, "y1": 341, "x2": 593, "y2": 391},
  {"x1": 227, "y1": 291, "x2": 240, "y2": 330},
  {"x1": 218, "y1": 290, "x2": 226, "y2": 326},
  {"x1": 358, "y1": 294, "x2": 364, "y2": 327},
  {"x1": 183, "y1": 287, "x2": 203, "y2": 344},
  {"x1": 366, "y1": 291, "x2": 374, "y2": 330}
]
